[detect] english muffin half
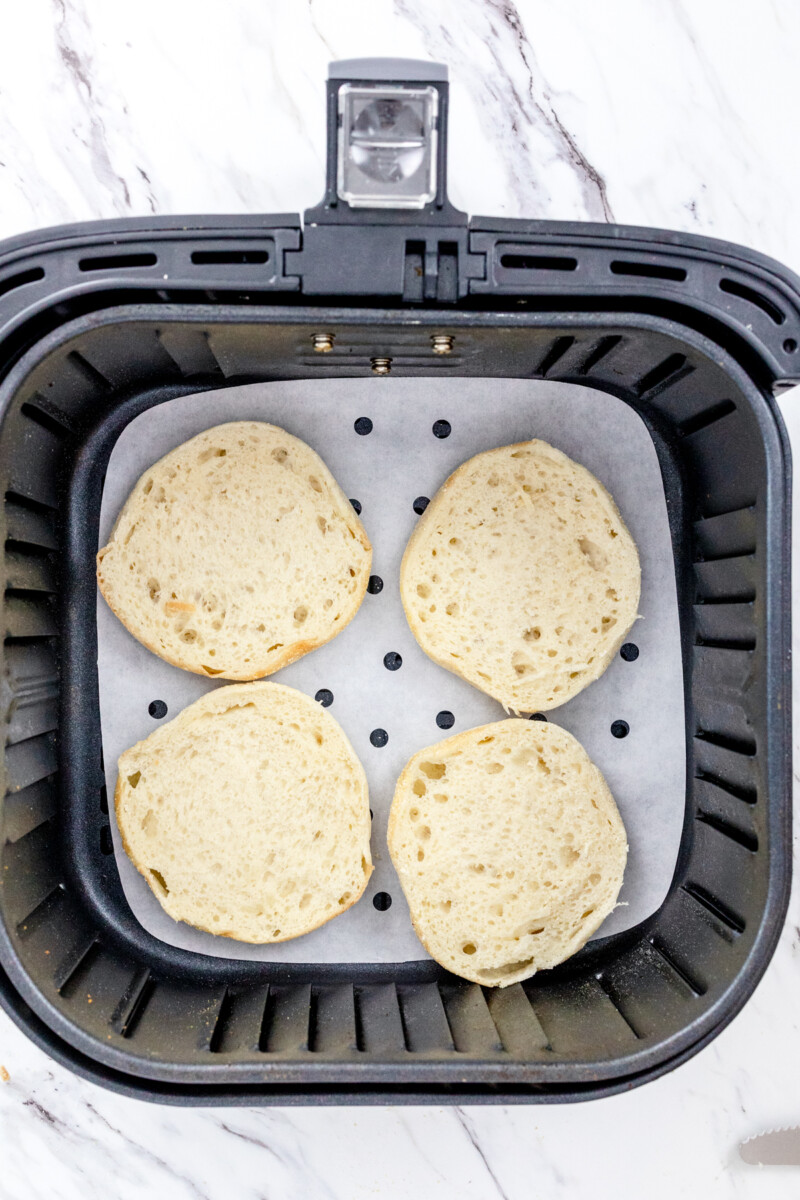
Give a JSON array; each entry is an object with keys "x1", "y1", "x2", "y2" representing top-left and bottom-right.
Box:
[
  {"x1": 389, "y1": 718, "x2": 627, "y2": 986},
  {"x1": 116, "y1": 683, "x2": 373, "y2": 942},
  {"x1": 401, "y1": 439, "x2": 640, "y2": 711},
  {"x1": 98, "y1": 421, "x2": 371, "y2": 679}
]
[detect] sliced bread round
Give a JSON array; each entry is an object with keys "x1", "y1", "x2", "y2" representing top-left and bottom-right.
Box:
[
  {"x1": 400, "y1": 440, "x2": 640, "y2": 711},
  {"x1": 116, "y1": 682, "x2": 373, "y2": 943},
  {"x1": 388, "y1": 718, "x2": 627, "y2": 986},
  {"x1": 97, "y1": 421, "x2": 371, "y2": 679}
]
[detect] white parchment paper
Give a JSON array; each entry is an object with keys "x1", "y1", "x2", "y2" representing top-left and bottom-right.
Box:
[{"x1": 98, "y1": 378, "x2": 685, "y2": 963}]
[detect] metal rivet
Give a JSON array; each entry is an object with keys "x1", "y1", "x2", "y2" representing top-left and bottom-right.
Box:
[
  {"x1": 431, "y1": 334, "x2": 454, "y2": 355},
  {"x1": 312, "y1": 332, "x2": 335, "y2": 353},
  {"x1": 371, "y1": 356, "x2": 392, "y2": 376}
]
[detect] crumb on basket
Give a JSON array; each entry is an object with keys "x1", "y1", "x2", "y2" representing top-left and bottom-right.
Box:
[{"x1": 0, "y1": 1066, "x2": 9, "y2": 1082}]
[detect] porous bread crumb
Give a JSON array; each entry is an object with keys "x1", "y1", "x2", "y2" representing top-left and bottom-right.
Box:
[
  {"x1": 388, "y1": 718, "x2": 627, "y2": 987},
  {"x1": 97, "y1": 421, "x2": 371, "y2": 680},
  {"x1": 116, "y1": 682, "x2": 373, "y2": 943},
  {"x1": 0, "y1": 1066, "x2": 9, "y2": 1082},
  {"x1": 400, "y1": 439, "x2": 640, "y2": 711}
]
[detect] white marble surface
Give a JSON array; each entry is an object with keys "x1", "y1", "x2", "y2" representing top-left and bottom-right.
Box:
[{"x1": 1, "y1": 1, "x2": 799, "y2": 1197}]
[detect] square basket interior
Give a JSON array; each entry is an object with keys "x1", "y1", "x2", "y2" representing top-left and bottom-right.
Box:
[{"x1": 0, "y1": 302, "x2": 790, "y2": 1102}]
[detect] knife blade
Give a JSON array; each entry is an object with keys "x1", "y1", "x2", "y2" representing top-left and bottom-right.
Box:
[{"x1": 740, "y1": 1128, "x2": 800, "y2": 1166}]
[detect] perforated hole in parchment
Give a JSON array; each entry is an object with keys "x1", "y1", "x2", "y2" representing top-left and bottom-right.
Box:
[{"x1": 97, "y1": 378, "x2": 685, "y2": 964}]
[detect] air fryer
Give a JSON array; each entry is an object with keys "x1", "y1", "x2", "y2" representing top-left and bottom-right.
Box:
[{"x1": 0, "y1": 58, "x2": 791, "y2": 1104}]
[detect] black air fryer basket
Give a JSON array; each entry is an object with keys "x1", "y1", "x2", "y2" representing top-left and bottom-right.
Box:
[{"x1": 0, "y1": 59, "x2": 792, "y2": 1104}]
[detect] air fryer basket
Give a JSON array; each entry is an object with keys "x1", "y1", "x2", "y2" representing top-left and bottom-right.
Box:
[{"x1": 0, "y1": 60, "x2": 793, "y2": 1103}]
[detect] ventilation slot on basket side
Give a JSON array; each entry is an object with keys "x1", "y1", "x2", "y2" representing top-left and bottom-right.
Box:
[
  {"x1": 306, "y1": 987, "x2": 320, "y2": 1054},
  {"x1": 191, "y1": 250, "x2": 269, "y2": 265},
  {"x1": 111, "y1": 968, "x2": 154, "y2": 1037},
  {"x1": 681, "y1": 883, "x2": 745, "y2": 935},
  {"x1": 610, "y1": 259, "x2": 687, "y2": 282},
  {"x1": 648, "y1": 938, "x2": 706, "y2": 997},
  {"x1": 593, "y1": 943, "x2": 697, "y2": 1040},
  {"x1": 204, "y1": 985, "x2": 268, "y2": 1055},
  {"x1": 694, "y1": 506, "x2": 756, "y2": 562},
  {"x1": 3, "y1": 777, "x2": 57, "y2": 843},
  {"x1": 259, "y1": 985, "x2": 312, "y2": 1053},
  {"x1": 14, "y1": 880, "x2": 66, "y2": 939},
  {"x1": 353, "y1": 984, "x2": 406, "y2": 1055},
  {"x1": 5, "y1": 730, "x2": 57, "y2": 791},
  {"x1": 4, "y1": 634, "x2": 58, "y2": 655},
  {"x1": 32, "y1": 393, "x2": 78, "y2": 436},
  {"x1": 694, "y1": 555, "x2": 756, "y2": 604},
  {"x1": 5, "y1": 580, "x2": 56, "y2": 605},
  {"x1": 4, "y1": 492, "x2": 58, "y2": 552},
  {"x1": 696, "y1": 809, "x2": 758, "y2": 853},
  {"x1": 0, "y1": 266, "x2": 45, "y2": 299},
  {"x1": 53, "y1": 933, "x2": 100, "y2": 996},
  {"x1": 694, "y1": 728, "x2": 756, "y2": 757},
  {"x1": 309, "y1": 986, "x2": 358, "y2": 1054},
  {"x1": 693, "y1": 785, "x2": 759, "y2": 878},
  {"x1": 203, "y1": 334, "x2": 234, "y2": 379},
  {"x1": 694, "y1": 735, "x2": 758, "y2": 808},
  {"x1": 500, "y1": 253, "x2": 578, "y2": 272},
  {"x1": 634, "y1": 353, "x2": 694, "y2": 398},
  {"x1": 206, "y1": 989, "x2": 234, "y2": 1053},
  {"x1": 4, "y1": 431, "x2": 62, "y2": 512},
  {"x1": 527, "y1": 981, "x2": 640, "y2": 1057},
  {"x1": 694, "y1": 647, "x2": 758, "y2": 740},
  {"x1": 4, "y1": 490, "x2": 58, "y2": 515},
  {"x1": 578, "y1": 335, "x2": 623, "y2": 375},
  {"x1": 678, "y1": 400, "x2": 736, "y2": 438},
  {"x1": 5, "y1": 594, "x2": 56, "y2": 650},
  {"x1": 5, "y1": 540, "x2": 57, "y2": 597},
  {"x1": 5, "y1": 537, "x2": 55, "y2": 559},
  {"x1": 486, "y1": 985, "x2": 551, "y2": 1055},
  {"x1": 694, "y1": 604, "x2": 755, "y2": 650},
  {"x1": 4, "y1": 591, "x2": 57, "y2": 640},
  {"x1": 396, "y1": 984, "x2": 454, "y2": 1054},
  {"x1": 79, "y1": 252, "x2": 158, "y2": 273},
  {"x1": 156, "y1": 328, "x2": 226, "y2": 378},
  {"x1": 3, "y1": 777, "x2": 58, "y2": 854},
  {"x1": 65, "y1": 349, "x2": 113, "y2": 393},
  {"x1": 20, "y1": 401, "x2": 73, "y2": 440},
  {"x1": 3, "y1": 814, "x2": 61, "y2": 931},
  {"x1": 250, "y1": 987, "x2": 273, "y2": 1054},
  {"x1": 719, "y1": 277, "x2": 785, "y2": 324},
  {"x1": 534, "y1": 336, "x2": 575, "y2": 377},
  {"x1": 695, "y1": 770, "x2": 756, "y2": 806},
  {"x1": 440, "y1": 984, "x2": 504, "y2": 1054},
  {"x1": 593, "y1": 975, "x2": 644, "y2": 1040},
  {"x1": 352, "y1": 987, "x2": 367, "y2": 1052}
]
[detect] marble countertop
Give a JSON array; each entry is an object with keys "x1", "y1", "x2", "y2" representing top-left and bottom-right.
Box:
[{"x1": 1, "y1": 1, "x2": 799, "y2": 1197}]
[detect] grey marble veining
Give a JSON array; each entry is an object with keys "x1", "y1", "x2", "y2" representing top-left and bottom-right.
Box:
[
  {"x1": 1, "y1": 2, "x2": 800, "y2": 1198},
  {"x1": 0, "y1": 0, "x2": 799, "y2": 268}
]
